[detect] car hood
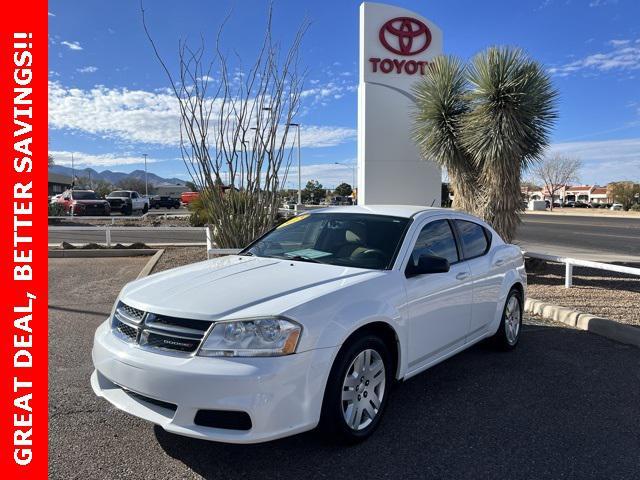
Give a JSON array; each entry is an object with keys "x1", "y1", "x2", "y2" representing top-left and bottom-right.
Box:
[{"x1": 120, "y1": 255, "x2": 380, "y2": 321}]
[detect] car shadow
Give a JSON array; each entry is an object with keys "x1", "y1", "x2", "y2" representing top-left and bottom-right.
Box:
[{"x1": 153, "y1": 324, "x2": 640, "y2": 480}]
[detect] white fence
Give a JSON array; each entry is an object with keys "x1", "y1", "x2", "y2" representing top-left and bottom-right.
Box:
[
  {"x1": 48, "y1": 226, "x2": 206, "y2": 247},
  {"x1": 523, "y1": 251, "x2": 640, "y2": 288}
]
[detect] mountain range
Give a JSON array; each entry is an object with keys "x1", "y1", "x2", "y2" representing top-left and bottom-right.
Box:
[{"x1": 48, "y1": 165, "x2": 186, "y2": 186}]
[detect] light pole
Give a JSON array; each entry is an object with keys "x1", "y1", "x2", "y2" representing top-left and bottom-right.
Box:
[
  {"x1": 143, "y1": 153, "x2": 149, "y2": 197},
  {"x1": 334, "y1": 162, "x2": 356, "y2": 190},
  {"x1": 287, "y1": 123, "x2": 302, "y2": 205}
]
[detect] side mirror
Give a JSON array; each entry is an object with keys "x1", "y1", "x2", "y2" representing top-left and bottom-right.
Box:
[{"x1": 406, "y1": 254, "x2": 450, "y2": 278}]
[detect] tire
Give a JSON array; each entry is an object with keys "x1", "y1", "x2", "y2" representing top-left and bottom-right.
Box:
[
  {"x1": 491, "y1": 288, "x2": 523, "y2": 351},
  {"x1": 142, "y1": 204, "x2": 149, "y2": 214},
  {"x1": 123, "y1": 205, "x2": 132, "y2": 216},
  {"x1": 319, "y1": 334, "x2": 393, "y2": 443}
]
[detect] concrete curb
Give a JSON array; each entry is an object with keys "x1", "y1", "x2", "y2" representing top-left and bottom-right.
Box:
[
  {"x1": 524, "y1": 298, "x2": 640, "y2": 348},
  {"x1": 48, "y1": 249, "x2": 157, "y2": 258},
  {"x1": 137, "y1": 249, "x2": 165, "y2": 279}
]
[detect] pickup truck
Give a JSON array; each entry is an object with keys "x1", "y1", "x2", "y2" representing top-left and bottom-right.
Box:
[{"x1": 106, "y1": 190, "x2": 149, "y2": 215}]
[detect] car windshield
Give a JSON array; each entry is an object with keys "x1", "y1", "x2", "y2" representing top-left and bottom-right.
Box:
[
  {"x1": 72, "y1": 191, "x2": 98, "y2": 200},
  {"x1": 108, "y1": 191, "x2": 129, "y2": 197},
  {"x1": 244, "y1": 213, "x2": 410, "y2": 270}
]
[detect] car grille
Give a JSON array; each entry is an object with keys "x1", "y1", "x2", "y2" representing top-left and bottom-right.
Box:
[{"x1": 111, "y1": 301, "x2": 213, "y2": 355}]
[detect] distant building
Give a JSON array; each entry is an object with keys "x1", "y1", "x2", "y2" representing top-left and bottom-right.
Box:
[
  {"x1": 522, "y1": 184, "x2": 612, "y2": 204},
  {"x1": 48, "y1": 172, "x2": 73, "y2": 196},
  {"x1": 154, "y1": 184, "x2": 190, "y2": 198}
]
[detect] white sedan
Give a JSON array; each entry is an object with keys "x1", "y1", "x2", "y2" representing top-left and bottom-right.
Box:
[{"x1": 91, "y1": 205, "x2": 526, "y2": 443}]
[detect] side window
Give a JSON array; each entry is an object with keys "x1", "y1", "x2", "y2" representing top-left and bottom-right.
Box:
[
  {"x1": 455, "y1": 220, "x2": 490, "y2": 259},
  {"x1": 410, "y1": 220, "x2": 459, "y2": 266},
  {"x1": 132, "y1": 192, "x2": 138, "y2": 198}
]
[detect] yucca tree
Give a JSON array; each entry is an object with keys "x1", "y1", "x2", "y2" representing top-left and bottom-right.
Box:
[
  {"x1": 413, "y1": 47, "x2": 557, "y2": 242},
  {"x1": 413, "y1": 56, "x2": 479, "y2": 214}
]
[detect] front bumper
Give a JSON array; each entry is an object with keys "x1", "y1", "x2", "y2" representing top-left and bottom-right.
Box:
[{"x1": 91, "y1": 320, "x2": 336, "y2": 443}]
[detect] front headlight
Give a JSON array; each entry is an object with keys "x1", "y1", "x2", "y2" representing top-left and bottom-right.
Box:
[{"x1": 197, "y1": 317, "x2": 301, "y2": 357}]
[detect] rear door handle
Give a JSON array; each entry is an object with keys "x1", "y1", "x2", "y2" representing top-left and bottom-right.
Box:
[{"x1": 456, "y1": 272, "x2": 470, "y2": 281}]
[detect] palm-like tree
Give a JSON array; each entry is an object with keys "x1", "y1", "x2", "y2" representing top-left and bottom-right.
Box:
[
  {"x1": 413, "y1": 47, "x2": 557, "y2": 241},
  {"x1": 413, "y1": 56, "x2": 479, "y2": 214}
]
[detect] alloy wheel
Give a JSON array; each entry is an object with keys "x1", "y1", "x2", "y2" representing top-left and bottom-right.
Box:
[
  {"x1": 505, "y1": 295, "x2": 521, "y2": 345},
  {"x1": 341, "y1": 349, "x2": 386, "y2": 431}
]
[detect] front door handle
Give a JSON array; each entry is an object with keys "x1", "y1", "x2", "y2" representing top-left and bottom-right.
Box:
[
  {"x1": 494, "y1": 259, "x2": 505, "y2": 267},
  {"x1": 456, "y1": 272, "x2": 470, "y2": 281}
]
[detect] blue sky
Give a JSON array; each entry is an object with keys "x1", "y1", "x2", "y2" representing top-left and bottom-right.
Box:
[{"x1": 48, "y1": 0, "x2": 640, "y2": 187}]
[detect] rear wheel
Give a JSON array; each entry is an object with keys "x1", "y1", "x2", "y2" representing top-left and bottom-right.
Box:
[
  {"x1": 492, "y1": 288, "x2": 522, "y2": 350},
  {"x1": 320, "y1": 334, "x2": 392, "y2": 443}
]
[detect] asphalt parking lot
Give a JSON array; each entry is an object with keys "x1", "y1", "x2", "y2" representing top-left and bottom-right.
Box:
[{"x1": 49, "y1": 257, "x2": 640, "y2": 480}]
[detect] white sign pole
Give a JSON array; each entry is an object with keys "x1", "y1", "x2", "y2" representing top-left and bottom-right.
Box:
[{"x1": 358, "y1": 2, "x2": 442, "y2": 206}]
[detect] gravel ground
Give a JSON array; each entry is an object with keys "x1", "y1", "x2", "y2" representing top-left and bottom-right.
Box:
[
  {"x1": 49, "y1": 216, "x2": 192, "y2": 228},
  {"x1": 527, "y1": 262, "x2": 640, "y2": 325}
]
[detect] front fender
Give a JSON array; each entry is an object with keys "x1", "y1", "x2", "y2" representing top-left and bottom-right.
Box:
[{"x1": 284, "y1": 272, "x2": 408, "y2": 377}]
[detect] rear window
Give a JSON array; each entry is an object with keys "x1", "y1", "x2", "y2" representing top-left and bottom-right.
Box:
[{"x1": 455, "y1": 220, "x2": 490, "y2": 259}]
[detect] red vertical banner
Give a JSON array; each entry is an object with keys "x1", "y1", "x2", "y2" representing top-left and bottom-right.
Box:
[{"x1": 0, "y1": 2, "x2": 48, "y2": 479}]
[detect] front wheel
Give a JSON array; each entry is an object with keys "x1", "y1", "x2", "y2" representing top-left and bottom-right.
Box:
[
  {"x1": 142, "y1": 204, "x2": 149, "y2": 214},
  {"x1": 492, "y1": 288, "x2": 522, "y2": 350},
  {"x1": 320, "y1": 334, "x2": 392, "y2": 443}
]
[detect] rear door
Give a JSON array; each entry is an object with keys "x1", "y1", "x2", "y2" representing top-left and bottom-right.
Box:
[
  {"x1": 402, "y1": 218, "x2": 473, "y2": 371},
  {"x1": 453, "y1": 219, "x2": 502, "y2": 337}
]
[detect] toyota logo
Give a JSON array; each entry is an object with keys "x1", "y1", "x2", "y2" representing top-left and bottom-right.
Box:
[{"x1": 379, "y1": 17, "x2": 431, "y2": 56}]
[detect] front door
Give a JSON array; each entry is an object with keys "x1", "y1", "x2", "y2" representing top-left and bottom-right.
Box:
[{"x1": 403, "y1": 219, "x2": 473, "y2": 371}]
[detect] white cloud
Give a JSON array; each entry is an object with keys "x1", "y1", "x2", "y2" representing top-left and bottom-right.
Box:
[
  {"x1": 48, "y1": 11, "x2": 56, "y2": 17},
  {"x1": 548, "y1": 138, "x2": 640, "y2": 183},
  {"x1": 589, "y1": 0, "x2": 618, "y2": 7},
  {"x1": 49, "y1": 81, "x2": 356, "y2": 149},
  {"x1": 284, "y1": 162, "x2": 357, "y2": 189},
  {"x1": 300, "y1": 81, "x2": 357, "y2": 106},
  {"x1": 298, "y1": 126, "x2": 356, "y2": 148},
  {"x1": 548, "y1": 39, "x2": 640, "y2": 76},
  {"x1": 49, "y1": 150, "x2": 163, "y2": 168},
  {"x1": 77, "y1": 66, "x2": 98, "y2": 74},
  {"x1": 60, "y1": 40, "x2": 82, "y2": 51}
]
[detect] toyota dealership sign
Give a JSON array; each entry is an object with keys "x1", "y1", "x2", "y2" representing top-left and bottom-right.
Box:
[
  {"x1": 371, "y1": 17, "x2": 433, "y2": 74},
  {"x1": 358, "y1": 3, "x2": 442, "y2": 206}
]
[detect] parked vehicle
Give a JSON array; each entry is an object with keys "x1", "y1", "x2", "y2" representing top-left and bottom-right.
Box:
[
  {"x1": 574, "y1": 201, "x2": 590, "y2": 208},
  {"x1": 49, "y1": 193, "x2": 62, "y2": 205},
  {"x1": 563, "y1": 201, "x2": 576, "y2": 208},
  {"x1": 91, "y1": 206, "x2": 526, "y2": 444},
  {"x1": 57, "y1": 189, "x2": 111, "y2": 216},
  {"x1": 181, "y1": 191, "x2": 200, "y2": 206},
  {"x1": 553, "y1": 201, "x2": 562, "y2": 208},
  {"x1": 610, "y1": 203, "x2": 624, "y2": 211},
  {"x1": 106, "y1": 190, "x2": 149, "y2": 215},
  {"x1": 150, "y1": 195, "x2": 181, "y2": 209}
]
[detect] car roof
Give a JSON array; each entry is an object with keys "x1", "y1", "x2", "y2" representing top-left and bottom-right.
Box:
[{"x1": 308, "y1": 205, "x2": 448, "y2": 218}]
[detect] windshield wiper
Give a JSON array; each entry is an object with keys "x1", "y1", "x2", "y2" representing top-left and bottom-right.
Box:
[
  {"x1": 285, "y1": 255, "x2": 321, "y2": 264},
  {"x1": 239, "y1": 252, "x2": 254, "y2": 257}
]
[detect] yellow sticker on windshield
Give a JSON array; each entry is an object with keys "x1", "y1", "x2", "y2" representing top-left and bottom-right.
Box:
[{"x1": 277, "y1": 214, "x2": 309, "y2": 229}]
